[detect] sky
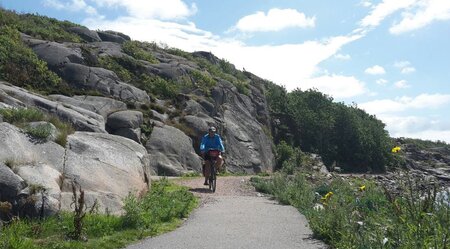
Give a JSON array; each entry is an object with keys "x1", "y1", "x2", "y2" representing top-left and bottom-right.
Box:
[{"x1": 2, "y1": 0, "x2": 450, "y2": 142}]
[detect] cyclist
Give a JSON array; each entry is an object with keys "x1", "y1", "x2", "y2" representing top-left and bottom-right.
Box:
[{"x1": 200, "y1": 126, "x2": 225, "y2": 185}]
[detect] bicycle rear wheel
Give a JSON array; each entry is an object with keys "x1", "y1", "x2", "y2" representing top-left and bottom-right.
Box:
[{"x1": 209, "y1": 162, "x2": 216, "y2": 193}]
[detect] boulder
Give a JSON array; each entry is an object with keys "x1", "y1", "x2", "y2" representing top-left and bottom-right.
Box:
[
  {"x1": 107, "y1": 110, "x2": 143, "y2": 130},
  {"x1": 146, "y1": 125, "x2": 202, "y2": 176},
  {"x1": 0, "y1": 163, "x2": 25, "y2": 201},
  {"x1": 49, "y1": 95, "x2": 127, "y2": 119},
  {"x1": 59, "y1": 63, "x2": 150, "y2": 103},
  {"x1": 67, "y1": 26, "x2": 101, "y2": 42},
  {"x1": 97, "y1": 31, "x2": 130, "y2": 44},
  {"x1": 0, "y1": 82, "x2": 106, "y2": 133},
  {"x1": 114, "y1": 127, "x2": 141, "y2": 143},
  {"x1": 212, "y1": 81, "x2": 275, "y2": 173},
  {"x1": 27, "y1": 40, "x2": 84, "y2": 69},
  {"x1": 0, "y1": 122, "x2": 65, "y2": 172},
  {"x1": 62, "y1": 132, "x2": 150, "y2": 214}
]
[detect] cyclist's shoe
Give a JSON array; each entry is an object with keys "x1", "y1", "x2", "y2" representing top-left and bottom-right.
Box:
[{"x1": 203, "y1": 181, "x2": 208, "y2": 185}]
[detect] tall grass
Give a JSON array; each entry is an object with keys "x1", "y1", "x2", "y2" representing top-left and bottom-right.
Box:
[
  {"x1": 0, "y1": 180, "x2": 198, "y2": 249},
  {"x1": 251, "y1": 173, "x2": 450, "y2": 248}
]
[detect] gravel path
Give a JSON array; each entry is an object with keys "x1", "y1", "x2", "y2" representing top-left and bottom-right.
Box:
[{"x1": 126, "y1": 176, "x2": 327, "y2": 249}]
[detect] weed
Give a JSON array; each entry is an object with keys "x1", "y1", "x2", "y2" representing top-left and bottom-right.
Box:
[{"x1": 25, "y1": 123, "x2": 52, "y2": 140}]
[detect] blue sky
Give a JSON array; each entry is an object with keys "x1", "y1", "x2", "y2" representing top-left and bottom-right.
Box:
[{"x1": 2, "y1": 0, "x2": 450, "y2": 142}]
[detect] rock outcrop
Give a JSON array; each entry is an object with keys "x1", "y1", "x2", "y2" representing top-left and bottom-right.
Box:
[
  {"x1": 146, "y1": 125, "x2": 202, "y2": 175},
  {"x1": 0, "y1": 81, "x2": 106, "y2": 133},
  {"x1": 0, "y1": 123, "x2": 151, "y2": 216}
]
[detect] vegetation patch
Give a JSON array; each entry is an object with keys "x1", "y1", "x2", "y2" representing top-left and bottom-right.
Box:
[
  {"x1": 0, "y1": 8, "x2": 82, "y2": 42},
  {"x1": 25, "y1": 123, "x2": 53, "y2": 140},
  {"x1": 251, "y1": 173, "x2": 450, "y2": 248},
  {"x1": 0, "y1": 107, "x2": 74, "y2": 146},
  {"x1": 266, "y1": 84, "x2": 394, "y2": 173},
  {"x1": 122, "y1": 41, "x2": 159, "y2": 64},
  {"x1": 0, "y1": 180, "x2": 198, "y2": 249},
  {"x1": 0, "y1": 25, "x2": 61, "y2": 92}
]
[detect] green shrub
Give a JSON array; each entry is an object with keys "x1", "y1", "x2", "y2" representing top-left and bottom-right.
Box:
[
  {"x1": 0, "y1": 26, "x2": 61, "y2": 91},
  {"x1": 0, "y1": 180, "x2": 198, "y2": 248},
  {"x1": 0, "y1": 107, "x2": 45, "y2": 124},
  {"x1": 0, "y1": 8, "x2": 82, "y2": 42},
  {"x1": 252, "y1": 173, "x2": 450, "y2": 248},
  {"x1": 25, "y1": 123, "x2": 52, "y2": 140},
  {"x1": 98, "y1": 56, "x2": 133, "y2": 82},
  {"x1": 139, "y1": 74, "x2": 179, "y2": 99},
  {"x1": 122, "y1": 41, "x2": 158, "y2": 64}
]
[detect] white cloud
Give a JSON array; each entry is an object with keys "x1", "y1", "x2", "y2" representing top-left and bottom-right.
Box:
[
  {"x1": 394, "y1": 80, "x2": 410, "y2": 88},
  {"x1": 365, "y1": 65, "x2": 386, "y2": 75},
  {"x1": 390, "y1": 0, "x2": 450, "y2": 34},
  {"x1": 360, "y1": 1, "x2": 373, "y2": 8},
  {"x1": 394, "y1": 60, "x2": 416, "y2": 74},
  {"x1": 84, "y1": 16, "x2": 363, "y2": 93},
  {"x1": 376, "y1": 78, "x2": 388, "y2": 85},
  {"x1": 379, "y1": 115, "x2": 450, "y2": 142},
  {"x1": 361, "y1": 0, "x2": 416, "y2": 27},
  {"x1": 299, "y1": 74, "x2": 366, "y2": 98},
  {"x1": 360, "y1": 93, "x2": 450, "y2": 115},
  {"x1": 90, "y1": 0, "x2": 197, "y2": 20},
  {"x1": 43, "y1": 0, "x2": 99, "y2": 15},
  {"x1": 233, "y1": 8, "x2": 315, "y2": 33},
  {"x1": 334, "y1": 53, "x2": 351, "y2": 60}
]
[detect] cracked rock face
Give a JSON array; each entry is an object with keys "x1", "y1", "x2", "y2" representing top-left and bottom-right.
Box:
[{"x1": 0, "y1": 123, "x2": 151, "y2": 217}]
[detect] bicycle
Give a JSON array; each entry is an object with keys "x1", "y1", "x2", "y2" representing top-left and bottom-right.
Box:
[{"x1": 206, "y1": 149, "x2": 220, "y2": 193}]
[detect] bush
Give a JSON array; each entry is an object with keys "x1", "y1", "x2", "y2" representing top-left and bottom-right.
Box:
[
  {"x1": 122, "y1": 41, "x2": 158, "y2": 64},
  {"x1": 0, "y1": 26, "x2": 61, "y2": 91},
  {"x1": 0, "y1": 107, "x2": 45, "y2": 124},
  {"x1": 252, "y1": 173, "x2": 450, "y2": 248},
  {"x1": 0, "y1": 8, "x2": 82, "y2": 42},
  {"x1": 25, "y1": 123, "x2": 53, "y2": 140}
]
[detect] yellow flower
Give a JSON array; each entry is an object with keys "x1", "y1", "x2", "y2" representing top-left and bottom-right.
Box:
[
  {"x1": 320, "y1": 191, "x2": 334, "y2": 205},
  {"x1": 359, "y1": 185, "x2": 366, "y2": 191},
  {"x1": 391, "y1": 146, "x2": 401, "y2": 153}
]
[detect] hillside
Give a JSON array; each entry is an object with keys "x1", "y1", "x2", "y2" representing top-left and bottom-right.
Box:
[{"x1": 0, "y1": 8, "x2": 449, "y2": 219}]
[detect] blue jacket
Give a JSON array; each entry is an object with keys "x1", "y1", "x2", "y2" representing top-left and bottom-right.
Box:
[{"x1": 200, "y1": 134, "x2": 225, "y2": 153}]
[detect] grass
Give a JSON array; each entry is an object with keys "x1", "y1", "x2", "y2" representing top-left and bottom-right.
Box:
[
  {"x1": 25, "y1": 123, "x2": 53, "y2": 140},
  {"x1": 251, "y1": 173, "x2": 450, "y2": 248},
  {"x1": 0, "y1": 107, "x2": 74, "y2": 146},
  {"x1": 0, "y1": 180, "x2": 198, "y2": 249}
]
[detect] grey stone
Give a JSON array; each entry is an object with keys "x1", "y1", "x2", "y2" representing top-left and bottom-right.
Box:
[
  {"x1": 0, "y1": 122, "x2": 65, "y2": 173},
  {"x1": 0, "y1": 163, "x2": 25, "y2": 201},
  {"x1": 97, "y1": 31, "x2": 130, "y2": 44},
  {"x1": 151, "y1": 110, "x2": 168, "y2": 123},
  {"x1": 49, "y1": 95, "x2": 127, "y2": 119},
  {"x1": 68, "y1": 26, "x2": 101, "y2": 42},
  {"x1": 0, "y1": 82, "x2": 106, "y2": 133},
  {"x1": 29, "y1": 41, "x2": 84, "y2": 69},
  {"x1": 62, "y1": 132, "x2": 150, "y2": 214},
  {"x1": 113, "y1": 127, "x2": 141, "y2": 143},
  {"x1": 59, "y1": 63, "x2": 150, "y2": 103},
  {"x1": 107, "y1": 110, "x2": 143, "y2": 130},
  {"x1": 146, "y1": 125, "x2": 202, "y2": 176}
]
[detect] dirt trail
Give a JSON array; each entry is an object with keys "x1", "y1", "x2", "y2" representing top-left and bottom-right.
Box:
[{"x1": 127, "y1": 176, "x2": 327, "y2": 249}]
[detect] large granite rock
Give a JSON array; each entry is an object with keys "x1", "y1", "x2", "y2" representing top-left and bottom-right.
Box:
[
  {"x1": 97, "y1": 31, "x2": 130, "y2": 44},
  {"x1": 146, "y1": 125, "x2": 202, "y2": 176},
  {"x1": 211, "y1": 80, "x2": 275, "y2": 173},
  {"x1": 0, "y1": 163, "x2": 25, "y2": 202},
  {"x1": 0, "y1": 82, "x2": 106, "y2": 133},
  {"x1": 49, "y1": 95, "x2": 127, "y2": 119},
  {"x1": 106, "y1": 110, "x2": 143, "y2": 143},
  {"x1": 62, "y1": 132, "x2": 150, "y2": 214},
  {"x1": 24, "y1": 39, "x2": 84, "y2": 69},
  {"x1": 59, "y1": 63, "x2": 150, "y2": 103},
  {"x1": 67, "y1": 26, "x2": 102, "y2": 42}
]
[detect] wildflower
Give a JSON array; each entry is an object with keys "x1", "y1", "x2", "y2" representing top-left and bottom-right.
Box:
[
  {"x1": 359, "y1": 185, "x2": 366, "y2": 191},
  {"x1": 391, "y1": 146, "x2": 401, "y2": 153},
  {"x1": 382, "y1": 238, "x2": 388, "y2": 245},
  {"x1": 321, "y1": 191, "x2": 334, "y2": 204}
]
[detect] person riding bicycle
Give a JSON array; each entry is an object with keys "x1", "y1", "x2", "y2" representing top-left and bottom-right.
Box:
[{"x1": 200, "y1": 126, "x2": 225, "y2": 186}]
